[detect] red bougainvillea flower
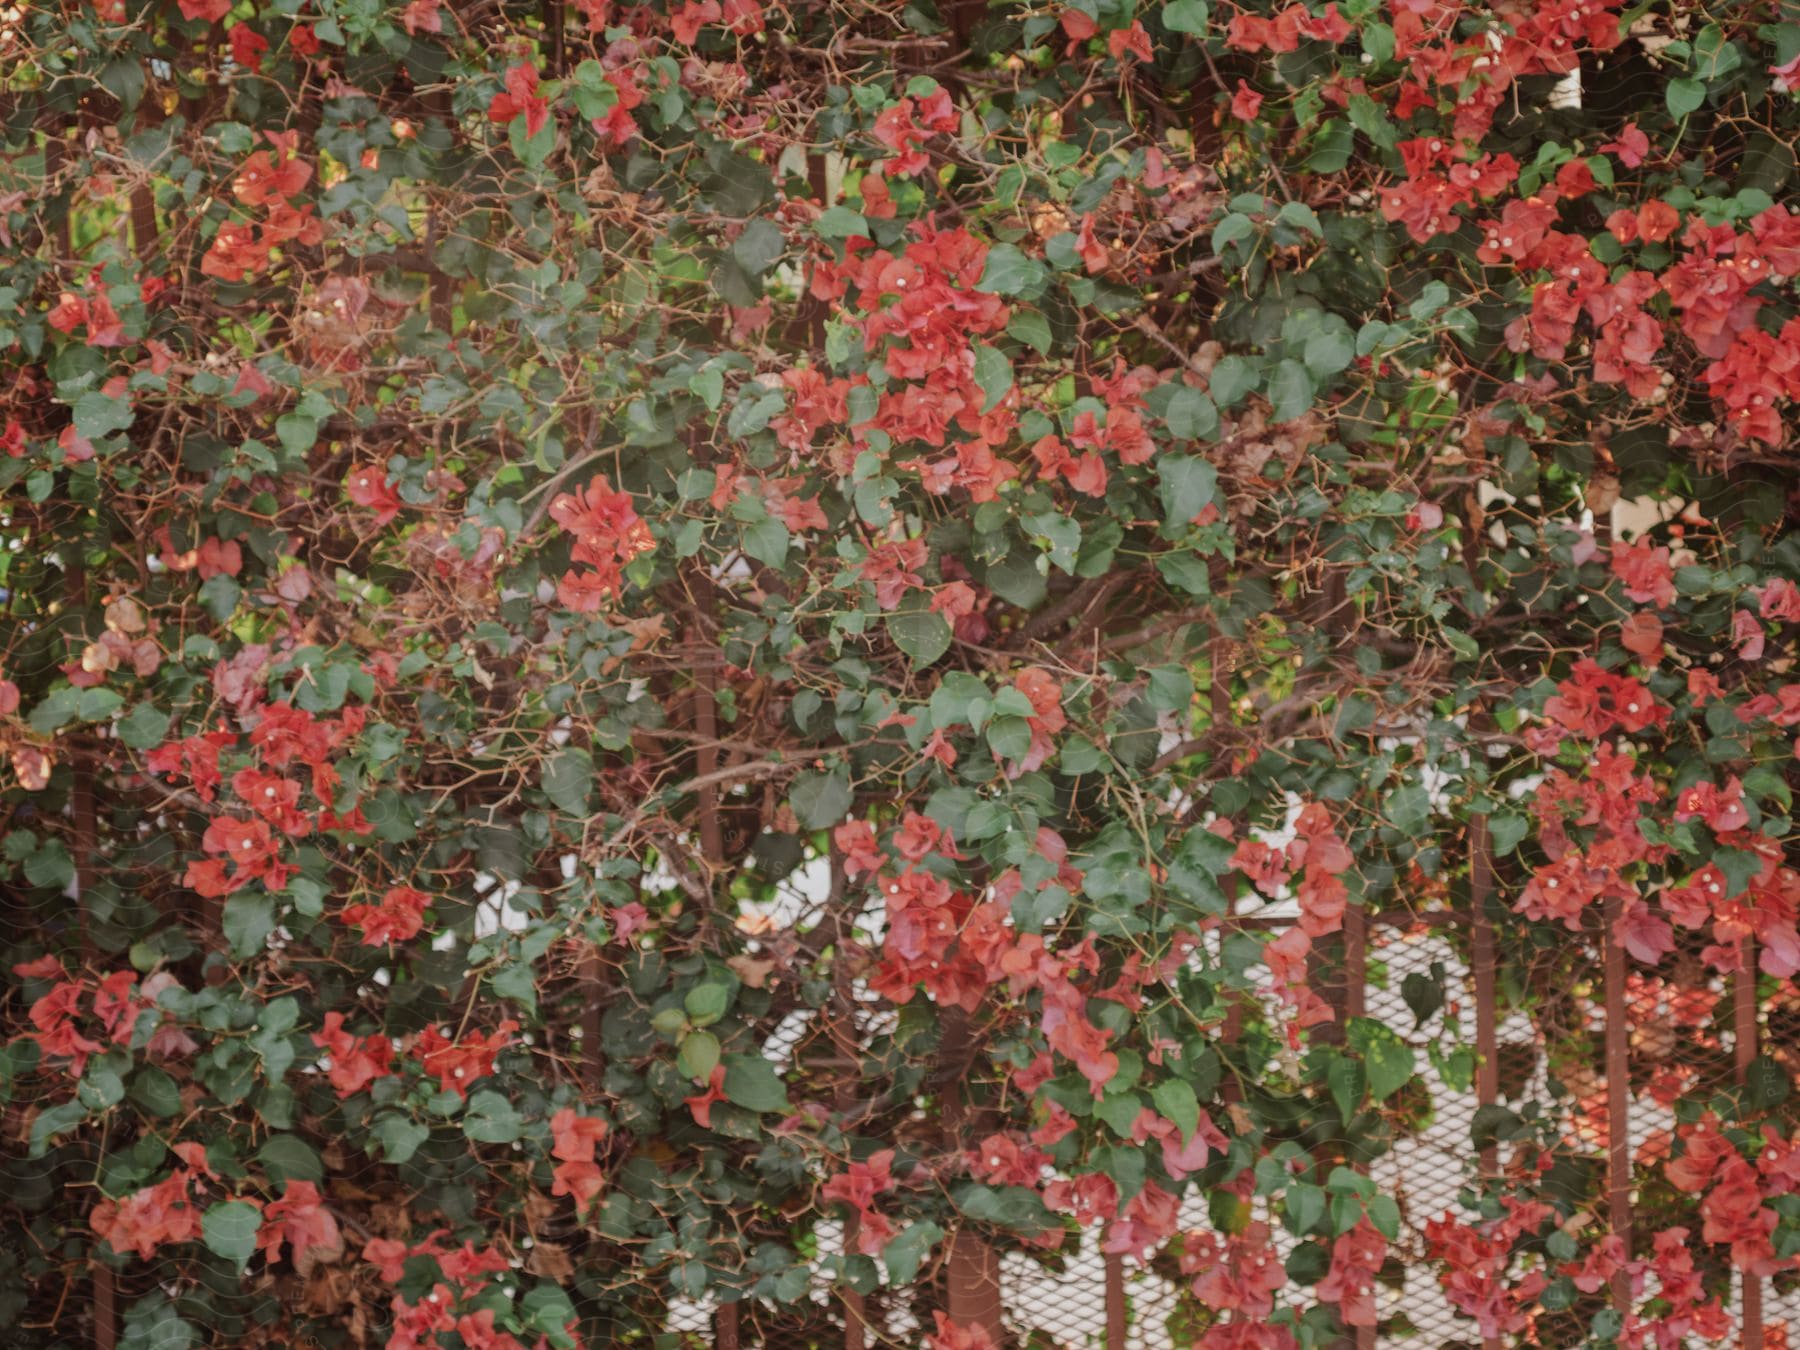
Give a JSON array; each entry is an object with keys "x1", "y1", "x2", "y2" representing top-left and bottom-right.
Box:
[
  {"x1": 90, "y1": 1166, "x2": 206, "y2": 1260},
  {"x1": 232, "y1": 134, "x2": 311, "y2": 206},
  {"x1": 822, "y1": 1148, "x2": 897, "y2": 1253},
  {"x1": 926, "y1": 1313, "x2": 999, "y2": 1350},
  {"x1": 1610, "y1": 538, "x2": 1676, "y2": 607},
  {"x1": 488, "y1": 64, "x2": 549, "y2": 138},
  {"x1": 413, "y1": 1021, "x2": 517, "y2": 1097},
  {"x1": 548, "y1": 477, "x2": 654, "y2": 610},
  {"x1": 1182, "y1": 1219, "x2": 1290, "y2": 1323},
  {"x1": 683, "y1": 1064, "x2": 728, "y2": 1127},
  {"x1": 200, "y1": 220, "x2": 272, "y2": 281},
  {"x1": 341, "y1": 885, "x2": 432, "y2": 946},
  {"x1": 671, "y1": 0, "x2": 720, "y2": 44},
  {"x1": 1107, "y1": 20, "x2": 1153, "y2": 63},
  {"x1": 228, "y1": 24, "x2": 269, "y2": 74},
  {"x1": 346, "y1": 464, "x2": 405, "y2": 524},
  {"x1": 312, "y1": 1012, "x2": 393, "y2": 1096},
  {"x1": 549, "y1": 1108, "x2": 610, "y2": 1210},
  {"x1": 258, "y1": 1179, "x2": 343, "y2": 1272}
]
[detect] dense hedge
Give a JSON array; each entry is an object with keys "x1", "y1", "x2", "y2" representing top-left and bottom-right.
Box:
[{"x1": 6, "y1": 0, "x2": 1800, "y2": 1346}]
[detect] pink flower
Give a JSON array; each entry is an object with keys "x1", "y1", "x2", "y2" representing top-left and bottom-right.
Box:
[{"x1": 612, "y1": 902, "x2": 652, "y2": 942}]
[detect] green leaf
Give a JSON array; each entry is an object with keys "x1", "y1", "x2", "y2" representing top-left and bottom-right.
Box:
[
  {"x1": 1387, "y1": 784, "x2": 1431, "y2": 836},
  {"x1": 976, "y1": 244, "x2": 1048, "y2": 297},
  {"x1": 520, "y1": 1286, "x2": 580, "y2": 1348},
  {"x1": 73, "y1": 390, "x2": 134, "y2": 441},
  {"x1": 1303, "y1": 119, "x2": 1353, "y2": 173},
  {"x1": 1095, "y1": 1090, "x2": 1143, "y2": 1138},
  {"x1": 1158, "y1": 455, "x2": 1218, "y2": 531},
  {"x1": 678, "y1": 1030, "x2": 722, "y2": 1081},
  {"x1": 816, "y1": 206, "x2": 869, "y2": 239},
  {"x1": 1486, "y1": 810, "x2": 1530, "y2": 856},
  {"x1": 463, "y1": 1090, "x2": 524, "y2": 1143},
  {"x1": 100, "y1": 57, "x2": 146, "y2": 111},
  {"x1": 789, "y1": 764, "x2": 851, "y2": 830},
  {"x1": 542, "y1": 747, "x2": 594, "y2": 816},
  {"x1": 18, "y1": 838, "x2": 69, "y2": 890},
  {"x1": 1284, "y1": 1182, "x2": 1325, "y2": 1236},
  {"x1": 275, "y1": 415, "x2": 318, "y2": 456},
  {"x1": 1327, "y1": 1053, "x2": 1363, "y2": 1122},
  {"x1": 1158, "y1": 551, "x2": 1212, "y2": 596},
  {"x1": 1209, "y1": 355, "x2": 1259, "y2": 407},
  {"x1": 1211, "y1": 213, "x2": 1254, "y2": 255},
  {"x1": 684, "y1": 982, "x2": 731, "y2": 1025},
  {"x1": 741, "y1": 517, "x2": 790, "y2": 568},
  {"x1": 78, "y1": 1063, "x2": 126, "y2": 1110},
  {"x1": 371, "y1": 1114, "x2": 429, "y2": 1164},
  {"x1": 732, "y1": 218, "x2": 785, "y2": 275},
  {"x1": 1366, "y1": 1193, "x2": 1401, "y2": 1239},
  {"x1": 202, "y1": 1201, "x2": 264, "y2": 1269},
  {"x1": 689, "y1": 366, "x2": 725, "y2": 410},
  {"x1": 1302, "y1": 328, "x2": 1354, "y2": 378},
  {"x1": 1401, "y1": 970, "x2": 1445, "y2": 1028},
  {"x1": 1007, "y1": 309, "x2": 1053, "y2": 355},
  {"x1": 78, "y1": 688, "x2": 123, "y2": 722},
  {"x1": 1344, "y1": 94, "x2": 1397, "y2": 151},
  {"x1": 888, "y1": 605, "x2": 952, "y2": 667},
  {"x1": 954, "y1": 1183, "x2": 1057, "y2": 1234},
  {"x1": 221, "y1": 894, "x2": 277, "y2": 958},
  {"x1": 972, "y1": 343, "x2": 1013, "y2": 412},
  {"x1": 1162, "y1": 0, "x2": 1209, "y2": 34},
  {"x1": 512, "y1": 113, "x2": 555, "y2": 167},
  {"x1": 722, "y1": 1054, "x2": 790, "y2": 1113},
  {"x1": 118, "y1": 703, "x2": 171, "y2": 750},
  {"x1": 29, "y1": 1100, "x2": 87, "y2": 1157},
  {"x1": 1692, "y1": 25, "x2": 1742, "y2": 81},
  {"x1": 1150, "y1": 1078, "x2": 1199, "y2": 1143},
  {"x1": 1347, "y1": 1019, "x2": 1415, "y2": 1101},
  {"x1": 1163, "y1": 386, "x2": 1218, "y2": 441},
  {"x1": 1277, "y1": 201, "x2": 1323, "y2": 236},
  {"x1": 1266, "y1": 359, "x2": 1315, "y2": 422},
  {"x1": 1666, "y1": 77, "x2": 1705, "y2": 118},
  {"x1": 255, "y1": 1135, "x2": 323, "y2": 1185},
  {"x1": 882, "y1": 1220, "x2": 943, "y2": 1284},
  {"x1": 129, "y1": 1066, "x2": 182, "y2": 1117}
]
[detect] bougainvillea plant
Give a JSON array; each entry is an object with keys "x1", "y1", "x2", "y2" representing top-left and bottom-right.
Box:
[{"x1": 6, "y1": 0, "x2": 1800, "y2": 1346}]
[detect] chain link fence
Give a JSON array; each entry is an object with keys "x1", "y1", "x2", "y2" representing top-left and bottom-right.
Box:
[{"x1": 661, "y1": 882, "x2": 1785, "y2": 1349}]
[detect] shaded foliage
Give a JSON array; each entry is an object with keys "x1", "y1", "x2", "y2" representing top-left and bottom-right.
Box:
[{"x1": 4, "y1": 0, "x2": 1800, "y2": 1347}]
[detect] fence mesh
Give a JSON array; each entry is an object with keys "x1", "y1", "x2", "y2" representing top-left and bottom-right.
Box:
[{"x1": 660, "y1": 896, "x2": 1786, "y2": 1348}]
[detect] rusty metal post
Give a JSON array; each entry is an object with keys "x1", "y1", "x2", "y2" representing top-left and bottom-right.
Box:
[
  {"x1": 713, "y1": 1303, "x2": 740, "y2": 1350},
  {"x1": 941, "y1": 1087, "x2": 1005, "y2": 1342},
  {"x1": 1105, "y1": 1252, "x2": 1127, "y2": 1349},
  {"x1": 943, "y1": 1225, "x2": 1003, "y2": 1339},
  {"x1": 1602, "y1": 894, "x2": 1631, "y2": 1315},
  {"x1": 1345, "y1": 906, "x2": 1375, "y2": 1350},
  {"x1": 63, "y1": 556, "x2": 117, "y2": 1350},
  {"x1": 1737, "y1": 940, "x2": 1763, "y2": 1349},
  {"x1": 1470, "y1": 818, "x2": 1499, "y2": 1118},
  {"x1": 1469, "y1": 815, "x2": 1502, "y2": 1350}
]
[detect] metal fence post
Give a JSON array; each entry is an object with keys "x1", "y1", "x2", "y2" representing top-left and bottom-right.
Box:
[
  {"x1": 1602, "y1": 894, "x2": 1632, "y2": 1315},
  {"x1": 944, "y1": 1225, "x2": 1003, "y2": 1339},
  {"x1": 1345, "y1": 905, "x2": 1375, "y2": 1350},
  {"x1": 1737, "y1": 939, "x2": 1763, "y2": 1349},
  {"x1": 1105, "y1": 1252, "x2": 1127, "y2": 1350},
  {"x1": 1470, "y1": 815, "x2": 1502, "y2": 1350}
]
